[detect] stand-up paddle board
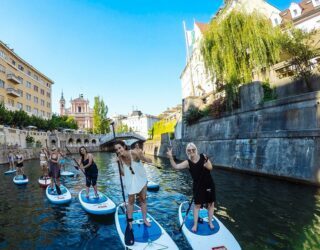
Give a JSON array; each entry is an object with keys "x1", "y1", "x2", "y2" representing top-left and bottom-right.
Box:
[
  {"x1": 179, "y1": 201, "x2": 241, "y2": 250},
  {"x1": 115, "y1": 204, "x2": 179, "y2": 249},
  {"x1": 38, "y1": 176, "x2": 51, "y2": 187},
  {"x1": 147, "y1": 181, "x2": 160, "y2": 191},
  {"x1": 13, "y1": 175, "x2": 28, "y2": 185},
  {"x1": 5, "y1": 169, "x2": 16, "y2": 175},
  {"x1": 78, "y1": 189, "x2": 116, "y2": 215},
  {"x1": 60, "y1": 171, "x2": 74, "y2": 177},
  {"x1": 46, "y1": 185, "x2": 72, "y2": 204}
]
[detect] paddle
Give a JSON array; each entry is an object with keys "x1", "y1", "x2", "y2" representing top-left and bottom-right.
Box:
[
  {"x1": 110, "y1": 122, "x2": 134, "y2": 246},
  {"x1": 176, "y1": 156, "x2": 208, "y2": 233},
  {"x1": 45, "y1": 139, "x2": 61, "y2": 195},
  {"x1": 65, "y1": 146, "x2": 85, "y2": 175}
]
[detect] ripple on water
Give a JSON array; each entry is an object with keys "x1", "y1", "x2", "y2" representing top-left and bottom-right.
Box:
[{"x1": 0, "y1": 153, "x2": 320, "y2": 249}]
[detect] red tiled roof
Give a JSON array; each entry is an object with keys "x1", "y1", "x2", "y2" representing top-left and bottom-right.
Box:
[
  {"x1": 195, "y1": 22, "x2": 209, "y2": 33},
  {"x1": 279, "y1": 0, "x2": 316, "y2": 24}
]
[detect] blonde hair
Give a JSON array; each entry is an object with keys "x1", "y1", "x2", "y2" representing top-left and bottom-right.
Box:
[{"x1": 186, "y1": 142, "x2": 198, "y2": 160}]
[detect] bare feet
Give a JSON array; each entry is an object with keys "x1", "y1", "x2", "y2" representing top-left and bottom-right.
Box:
[
  {"x1": 144, "y1": 219, "x2": 151, "y2": 227},
  {"x1": 209, "y1": 222, "x2": 215, "y2": 230},
  {"x1": 191, "y1": 224, "x2": 198, "y2": 232}
]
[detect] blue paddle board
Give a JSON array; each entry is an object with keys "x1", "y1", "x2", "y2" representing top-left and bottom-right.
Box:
[{"x1": 46, "y1": 185, "x2": 72, "y2": 204}]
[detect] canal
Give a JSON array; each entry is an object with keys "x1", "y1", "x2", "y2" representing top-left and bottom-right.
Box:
[{"x1": 0, "y1": 152, "x2": 319, "y2": 249}]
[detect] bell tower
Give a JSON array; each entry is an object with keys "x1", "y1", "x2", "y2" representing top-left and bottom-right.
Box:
[{"x1": 59, "y1": 91, "x2": 66, "y2": 116}]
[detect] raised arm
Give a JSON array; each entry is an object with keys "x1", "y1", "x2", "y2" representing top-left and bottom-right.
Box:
[
  {"x1": 133, "y1": 149, "x2": 152, "y2": 163},
  {"x1": 166, "y1": 148, "x2": 189, "y2": 170},
  {"x1": 203, "y1": 154, "x2": 213, "y2": 171}
]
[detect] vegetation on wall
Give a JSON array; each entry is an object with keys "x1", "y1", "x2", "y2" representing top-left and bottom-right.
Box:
[
  {"x1": 149, "y1": 119, "x2": 177, "y2": 141},
  {"x1": 279, "y1": 27, "x2": 318, "y2": 91},
  {"x1": 0, "y1": 103, "x2": 78, "y2": 131}
]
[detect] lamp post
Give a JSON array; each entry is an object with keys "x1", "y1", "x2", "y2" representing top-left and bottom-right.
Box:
[{"x1": 110, "y1": 121, "x2": 116, "y2": 140}]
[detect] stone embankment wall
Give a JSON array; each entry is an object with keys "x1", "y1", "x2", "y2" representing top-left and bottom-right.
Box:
[
  {"x1": 146, "y1": 82, "x2": 320, "y2": 185},
  {"x1": 0, "y1": 127, "x2": 100, "y2": 164}
]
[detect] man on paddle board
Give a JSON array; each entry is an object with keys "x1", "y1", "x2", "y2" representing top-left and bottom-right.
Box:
[
  {"x1": 167, "y1": 143, "x2": 216, "y2": 232},
  {"x1": 114, "y1": 140, "x2": 153, "y2": 228},
  {"x1": 7, "y1": 150, "x2": 15, "y2": 172},
  {"x1": 40, "y1": 148, "x2": 49, "y2": 178}
]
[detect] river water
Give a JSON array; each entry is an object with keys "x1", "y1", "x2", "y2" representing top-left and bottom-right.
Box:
[{"x1": 0, "y1": 152, "x2": 319, "y2": 250}]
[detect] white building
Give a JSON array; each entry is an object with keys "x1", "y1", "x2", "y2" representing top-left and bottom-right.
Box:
[
  {"x1": 271, "y1": 0, "x2": 320, "y2": 32},
  {"x1": 114, "y1": 111, "x2": 159, "y2": 139}
]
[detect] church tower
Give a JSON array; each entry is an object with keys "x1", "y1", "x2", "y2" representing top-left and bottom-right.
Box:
[{"x1": 59, "y1": 91, "x2": 66, "y2": 116}]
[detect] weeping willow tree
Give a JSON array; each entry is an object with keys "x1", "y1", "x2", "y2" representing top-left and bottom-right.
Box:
[{"x1": 202, "y1": 10, "x2": 283, "y2": 109}]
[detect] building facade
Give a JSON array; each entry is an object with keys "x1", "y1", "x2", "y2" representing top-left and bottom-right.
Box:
[
  {"x1": 0, "y1": 41, "x2": 53, "y2": 119},
  {"x1": 112, "y1": 111, "x2": 159, "y2": 139},
  {"x1": 59, "y1": 93, "x2": 94, "y2": 130}
]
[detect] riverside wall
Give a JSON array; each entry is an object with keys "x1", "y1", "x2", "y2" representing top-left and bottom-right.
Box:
[
  {"x1": 0, "y1": 127, "x2": 100, "y2": 164},
  {"x1": 145, "y1": 83, "x2": 320, "y2": 185}
]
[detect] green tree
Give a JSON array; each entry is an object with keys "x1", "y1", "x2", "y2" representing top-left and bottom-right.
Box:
[
  {"x1": 202, "y1": 10, "x2": 283, "y2": 109},
  {"x1": 93, "y1": 96, "x2": 109, "y2": 134},
  {"x1": 279, "y1": 27, "x2": 317, "y2": 91},
  {"x1": 116, "y1": 122, "x2": 129, "y2": 133}
]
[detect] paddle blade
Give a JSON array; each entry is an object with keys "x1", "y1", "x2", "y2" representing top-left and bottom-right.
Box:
[
  {"x1": 124, "y1": 224, "x2": 134, "y2": 246},
  {"x1": 56, "y1": 184, "x2": 62, "y2": 195}
]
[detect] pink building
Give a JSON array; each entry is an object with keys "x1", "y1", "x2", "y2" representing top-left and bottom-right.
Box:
[{"x1": 59, "y1": 93, "x2": 93, "y2": 130}]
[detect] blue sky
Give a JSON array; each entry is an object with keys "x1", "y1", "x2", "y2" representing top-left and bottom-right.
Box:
[{"x1": 0, "y1": 0, "x2": 292, "y2": 117}]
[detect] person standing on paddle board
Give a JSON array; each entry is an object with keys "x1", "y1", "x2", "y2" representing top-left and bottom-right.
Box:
[
  {"x1": 48, "y1": 146, "x2": 61, "y2": 190},
  {"x1": 15, "y1": 150, "x2": 25, "y2": 176},
  {"x1": 167, "y1": 143, "x2": 216, "y2": 232},
  {"x1": 78, "y1": 146, "x2": 99, "y2": 198},
  {"x1": 40, "y1": 148, "x2": 49, "y2": 178},
  {"x1": 58, "y1": 148, "x2": 67, "y2": 172},
  {"x1": 7, "y1": 150, "x2": 15, "y2": 171},
  {"x1": 114, "y1": 140, "x2": 152, "y2": 228}
]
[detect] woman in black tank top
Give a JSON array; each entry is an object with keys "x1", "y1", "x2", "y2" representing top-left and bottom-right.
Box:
[{"x1": 167, "y1": 142, "x2": 216, "y2": 232}]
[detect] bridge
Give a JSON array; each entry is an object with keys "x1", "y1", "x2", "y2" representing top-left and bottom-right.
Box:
[{"x1": 99, "y1": 132, "x2": 146, "y2": 148}]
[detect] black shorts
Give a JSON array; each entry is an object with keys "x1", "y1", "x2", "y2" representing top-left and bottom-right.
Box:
[
  {"x1": 16, "y1": 163, "x2": 23, "y2": 168},
  {"x1": 85, "y1": 173, "x2": 98, "y2": 187},
  {"x1": 194, "y1": 184, "x2": 216, "y2": 205}
]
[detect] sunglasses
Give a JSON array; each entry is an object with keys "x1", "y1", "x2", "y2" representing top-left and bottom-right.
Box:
[{"x1": 187, "y1": 148, "x2": 196, "y2": 153}]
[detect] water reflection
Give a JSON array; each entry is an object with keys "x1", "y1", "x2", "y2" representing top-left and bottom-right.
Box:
[{"x1": 0, "y1": 152, "x2": 319, "y2": 249}]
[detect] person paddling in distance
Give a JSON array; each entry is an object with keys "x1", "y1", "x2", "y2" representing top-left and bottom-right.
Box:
[
  {"x1": 114, "y1": 140, "x2": 152, "y2": 228},
  {"x1": 40, "y1": 148, "x2": 49, "y2": 178},
  {"x1": 7, "y1": 150, "x2": 15, "y2": 171},
  {"x1": 48, "y1": 146, "x2": 61, "y2": 190},
  {"x1": 78, "y1": 146, "x2": 99, "y2": 199},
  {"x1": 15, "y1": 150, "x2": 25, "y2": 177},
  {"x1": 167, "y1": 143, "x2": 216, "y2": 232}
]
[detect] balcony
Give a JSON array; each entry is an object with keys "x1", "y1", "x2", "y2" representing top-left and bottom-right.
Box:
[
  {"x1": 6, "y1": 88, "x2": 21, "y2": 97},
  {"x1": 7, "y1": 73, "x2": 22, "y2": 84}
]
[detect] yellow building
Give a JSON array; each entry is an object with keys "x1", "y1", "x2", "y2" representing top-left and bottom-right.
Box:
[{"x1": 0, "y1": 41, "x2": 53, "y2": 119}]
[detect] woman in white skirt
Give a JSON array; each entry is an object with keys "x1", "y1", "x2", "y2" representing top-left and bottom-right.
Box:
[{"x1": 114, "y1": 140, "x2": 152, "y2": 228}]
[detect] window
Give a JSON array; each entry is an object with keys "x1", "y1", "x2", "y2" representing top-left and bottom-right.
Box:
[
  {"x1": 33, "y1": 108, "x2": 38, "y2": 115},
  {"x1": 78, "y1": 106, "x2": 81, "y2": 113},
  {"x1": 47, "y1": 102, "x2": 51, "y2": 108},
  {"x1": 34, "y1": 96, "x2": 38, "y2": 103},
  {"x1": 47, "y1": 112, "x2": 51, "y2": 117},
  {"x1": 46, "y1": 92, "x2": 50, "y2": 98},
  {"x1": 40, "y1": 89, "x2": 45, "y2": 95},
  {"x1": 293, "y1": 9, "x2": 298, "y2": 16},
  {"x1": 18, "y1": 65, "x2": 24, "y2": 71},
  {"x1": 26, "y1": 93, "x2": 31, "y2": 100},
  {"x1": 8, "y1": 99, "x2": 14, "y2": 107},
  {"x1": 11, "y1": 59, "x2": 15, "y2": 66},
  {"x1": 27, "y1": 70, "x2": 31, "y2": 76},
  {"x1": 274, "y1": 18, "x2": 279, "y2": 25},
  {"x1": 0, "y1": 64, "x2": 5, "y2": 73},
  {"x1": 17, "y1": 76, "x2": 23, "y2": 84},
  {"x1": 41, "y1": 110, "x2": 45, "y2": 116},
  {"x1": 34, "y1": 85, "x2": 38, "y2": 92},
  {"x1": 26, "y1": 81, "x2": 31, "y2": 88},
  {"x1": 0, "y1": 79, "x2": 4, "y2": 88},
  {"x1": 17, "y1": 89, "x2": 23, "y2": 97},
  {"x1": 34, "y1": 74, "x2": 39, "y2": 80},
  {"x1": 26, "y1": 105, "x2": 31, "y2": 112},
  {"x1": 17, "y1": 102, "x2": 23, "y2": 110},
  {"x1": 41, "y1": 99, "x2": 45, "y2": 106},
  {"x1": 0, "y1": 51, "x2": 4, "y2": 58}
]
